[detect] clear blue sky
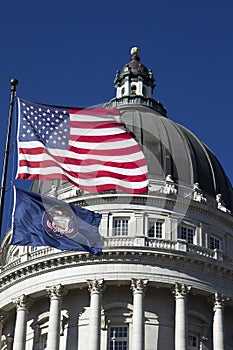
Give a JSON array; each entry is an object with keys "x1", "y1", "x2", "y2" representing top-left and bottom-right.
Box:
[{"x1": 1, "y1": 0, "x2": 233, "y2": 234}]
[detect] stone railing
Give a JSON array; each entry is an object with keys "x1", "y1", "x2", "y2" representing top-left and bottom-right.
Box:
[
  {"x1": 103, "y1": 237, "x2": 135, "y2": 247},
  {"x1": 146, "y1": 238, "x2": 177, "y2": 250},
  {"x1": 1, "y1": 237, "x2": 232, "y2": 270},
  {"x1": 29, "y1": 247, "x2": 56, "y2": 260},
  {"x1": 187, "y1": 243, "x2": 224, "y2": 261},
  {"x1": 4, "y1": 257, "x2": 22, "y2": 270},
  {"x1": 104, "y1": 96, "x2": 167, "y2": 116}
]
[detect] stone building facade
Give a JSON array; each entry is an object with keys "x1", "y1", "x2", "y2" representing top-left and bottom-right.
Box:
[{"x1": 0, "y1": 48, "x2": 233, "y2": 350}]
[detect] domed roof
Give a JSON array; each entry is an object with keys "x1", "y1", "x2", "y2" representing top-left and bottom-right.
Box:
[
  {"x1": 32, "y1": 47, "x2": 233, "y2": 213},
  {"x1": 119, "y1": 105, "x2": 233, "y2": 212}
]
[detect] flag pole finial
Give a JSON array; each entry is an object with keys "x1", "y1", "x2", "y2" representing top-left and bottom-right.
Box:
[{"x1": 10, "y1": 78, "x2": 18, "y2": 89}]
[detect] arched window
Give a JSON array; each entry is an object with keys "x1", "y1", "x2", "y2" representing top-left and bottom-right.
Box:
[
  {"x1": 103, "y1": 302, "x2": 133, "y2": 350},
  {"x1": 187, "y1": 310, "x2": 210, "y2": 350},
  {"x1": 121, "y1": 87, "x2": 125, "y2": 96}
]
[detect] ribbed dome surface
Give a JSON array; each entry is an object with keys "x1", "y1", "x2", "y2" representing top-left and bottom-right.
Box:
[
  {"x1": 119, "y1": 105, "x2": 233, "y2": 211},
  {"x1": 122, "y1": 59, "x2": 148, "y2": 75}
]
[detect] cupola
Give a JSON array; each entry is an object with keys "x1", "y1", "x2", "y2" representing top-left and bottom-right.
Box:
[
  {"x1": 115, "y1": 47, "x2": 155, "y2": 99},
  {"x1": 106, "y1": 47, "x2": 167, "y2": 115}
]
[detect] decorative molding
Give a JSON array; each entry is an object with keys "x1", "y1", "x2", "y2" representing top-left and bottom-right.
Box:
[
  {"x1": 46, "y1": 284, "x2": 66, "y2": 299},
  {"x1": 87, "y1": 279, "x2": 104, "y2": 294},
  {"x1": 131, "y1": 278, "x2": 148, "y2": 294},
  {"x1": 216, "y1": 194, "x2": 231, "y2": 213},
  {"x1": 0, "y1": 250, "x2": 233, "y2": 304},
  {"x1": 12, "y1": 294, "x2": 33, "y2": 310},
  {"x1": 192, "y1": 183, "x2": 207, "y2": 203},
  {"x1": 213, "y1": 292, "x2": 230, "y2": 309},
  {"x1": 161, "y1": 175, "x2": 178, "y2": 195},
  {"x1": 172, "y1": 283, "x2": 191, "y2": 298}
]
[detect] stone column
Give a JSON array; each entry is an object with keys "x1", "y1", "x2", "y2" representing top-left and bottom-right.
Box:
[
  {"x1": 213, "y1": 293, "x2": 226, "y2": 350},
  {"x1": 131, "y1": 279, "x2": 148, "y2": 350},
  {"x1": 173, "y1": 283, "x2": 190, "y2": 350},
  {"x1": 46, "y1": 284, "x2": 65, "y2": 350},
  {"x1": 87, "y1": 279, "x2": 104, "y2": 350},
  {"x1": 12, "y1": 294, "x2": 31, "y2": 350}
]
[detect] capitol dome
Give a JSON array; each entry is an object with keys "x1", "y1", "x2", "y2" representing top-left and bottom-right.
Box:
[
  {"x1": 120, "y1": 106, "x2": 233, "y2": 211},
  {"x1": 0, "y1": 48, "x2": 233, "y2": 350},
  {"x1": 106, "y1": 47, "x2": 233, "y2": 212}
]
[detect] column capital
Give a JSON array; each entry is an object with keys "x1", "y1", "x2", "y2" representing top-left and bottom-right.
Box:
[
  {"x1": 12, "y1": 294, "x2": 32, "y2": 310},
  {"x1": 87, "y1": 279, "x2": 104, "y2": 294},
  {"x1": 213, "y1": 292, "x2": 229, "y2": 310},
  {"x1": 46, "y1": 284, "x2": 66, "y2": 300},
  {"x1": 173, "y1": 283, "x2": 191, "y2": 299},
  {"x1": 131, "y1": 278, "x2": 148, "y2": 294}
]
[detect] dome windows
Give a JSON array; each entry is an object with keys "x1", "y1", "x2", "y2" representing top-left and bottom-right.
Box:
[
  {"x1": 178, "y1": 225, "x2": 195, "y2": 244},
  {"x1": 148, "y1": 220, "x2": 164, "y2": 239},
  {"x1": 130, "y1": 84, "x2": 137, "y2": 96},
  {"x1": 113, "y1": 218, "x2": 129, "y2": 236},
  {"x1": 209, "y1": 236, "x2": 220, "y2": 250}
]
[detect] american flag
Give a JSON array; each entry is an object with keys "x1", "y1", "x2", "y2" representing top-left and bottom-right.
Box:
[{"x1": 16, "y1": 98, "x2": 148, "y2": 194}]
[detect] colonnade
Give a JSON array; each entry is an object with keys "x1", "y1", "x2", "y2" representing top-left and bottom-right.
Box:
[{"x1": 3, "y1": 281, "x2": 227, "y2": 350}]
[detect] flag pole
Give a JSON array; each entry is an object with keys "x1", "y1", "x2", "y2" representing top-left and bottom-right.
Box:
[{"x1": 0, "y1": 78, "x2": 18, "y2": 236}]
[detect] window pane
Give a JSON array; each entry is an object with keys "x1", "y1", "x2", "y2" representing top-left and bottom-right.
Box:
[
  {"x1": 113, "y1": 219, "x2": 129, "y2": 236},
  {"x1": 109, "y1": 326, "x2": 128, "y2": 350},
  {"x1": 148, "y1": 221, "x2": 163, "y2": 238},
  {"x1": 188, "y1": 334, "x2": 198, "y2": 349},
  {"x1": 209, "y1": 236, "x2": 220, "y2": 250},
  {"x1": 156, "y1": 222, "x2": 163, "y2": 238},
  {"x1": 148, "y1": 222, "x2": 155, "y2": 237},
  {"x1": 178, "y1": 226, "x2": 194, "y2": 243}
]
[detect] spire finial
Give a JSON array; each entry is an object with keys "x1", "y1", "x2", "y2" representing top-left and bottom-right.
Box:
[{"x1": 130, "y1": 47, "x2": 140, "y2": 60}]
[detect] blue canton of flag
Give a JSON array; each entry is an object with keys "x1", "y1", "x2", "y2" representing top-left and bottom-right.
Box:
[
  {"x1": 19, "y1": 99, "x2": 70, "y2": 149},
  {"x1": 11, "y1": 188, "x2": 102, "y2": 255}
]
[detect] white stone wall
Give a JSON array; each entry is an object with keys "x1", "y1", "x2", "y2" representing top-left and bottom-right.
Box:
[{"x1": 1, "y1": 190, "x2": 233, "y2": 349}]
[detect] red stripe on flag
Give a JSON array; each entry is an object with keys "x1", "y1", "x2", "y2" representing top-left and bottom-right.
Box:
[
  {"x1": 19, "y1": 157, "x2": 147, "y2": 169},
  {"x1": 69, "y1": 108, "x2": 119, "y2": 116},
  {"x1": 70, "y1": 121, "x2": 125, "y2": 129},
  {"x1": 69, "y1": 133, "x2": 132, "y2": 143},
  {"x1": 19, "y1": 144, "x2": 143, "y2": 157}
]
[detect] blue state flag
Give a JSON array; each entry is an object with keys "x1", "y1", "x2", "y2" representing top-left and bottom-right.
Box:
[{"x1": 11, "y1": 187, "x2": 102, "y2": 255}]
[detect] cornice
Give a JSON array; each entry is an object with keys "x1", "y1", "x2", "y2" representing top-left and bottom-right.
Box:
[
  {"x1": 0, "y1": 247, "x2": 233, "y2": 295},
  {"x1": 69, "y1": 193, "x2": 233, "y2": 228}
]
